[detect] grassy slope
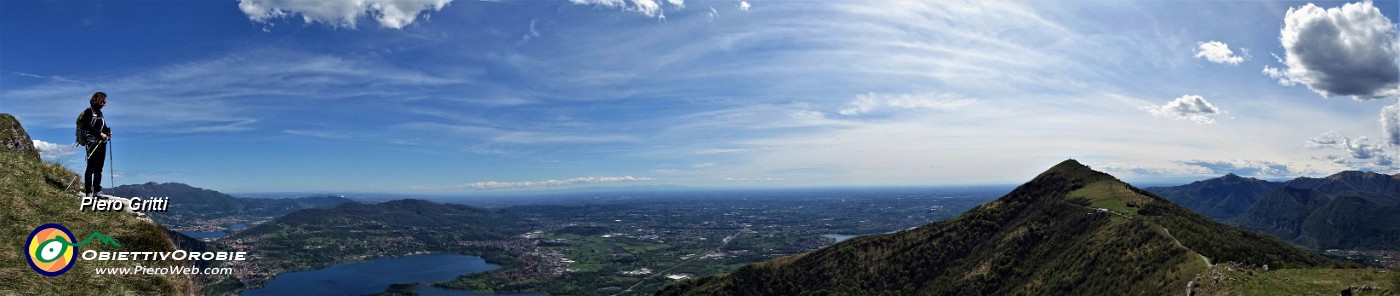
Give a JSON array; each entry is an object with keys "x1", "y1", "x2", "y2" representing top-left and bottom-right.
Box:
[
  {"x1": 1198, "y1": 263, "x2": 1400, "y2": 295},
  {"x1": 659, "y1": 160, "x2": 1335, "y2": 296},
  {"x1": 0, "y1": 150, "x2": 195, "y2": 295}
]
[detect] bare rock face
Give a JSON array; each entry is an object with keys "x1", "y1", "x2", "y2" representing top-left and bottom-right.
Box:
[{"x1": 0, "y1": 113, "x2": 41, "y2": 161}]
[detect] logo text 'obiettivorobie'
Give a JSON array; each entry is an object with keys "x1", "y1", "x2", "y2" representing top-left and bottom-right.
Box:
[{"x1": 24, "y1": 223, "x2": 246, "y2": 277}]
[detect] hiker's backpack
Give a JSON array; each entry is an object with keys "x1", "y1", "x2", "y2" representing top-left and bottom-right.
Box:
[{"x1": 74, "y1": 108, "x2": 89, "y2": 146}]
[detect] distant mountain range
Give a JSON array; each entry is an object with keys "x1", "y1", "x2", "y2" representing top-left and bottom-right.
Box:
[
  {"x1": 1143, "y1": 174, "x2": 1282, "y2": 220},
  {"x1": 1147, "y1": 171, "x2": 1400, "y2": 250},
  {"x1": 108, "y1": 182, "x2": 354, "y2": 228},
  {"x1": 238, "y1": 198, "x2": 528, "y2": 240},
  {"x1": 660, "y1": 160, "x2": 1336, "y2": 295}
]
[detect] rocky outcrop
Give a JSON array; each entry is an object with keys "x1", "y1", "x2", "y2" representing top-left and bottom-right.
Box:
[{"x1": 0, "y1": 113, "x2": 41, "y2": 161}]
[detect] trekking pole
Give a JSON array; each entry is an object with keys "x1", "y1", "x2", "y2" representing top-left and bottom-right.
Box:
[
  {"x1": 108, "y1": 137, "x2": 114, "y2": 192},
  {"x1": 85, "y1": 140, "x2": 103, "y2": 159}
]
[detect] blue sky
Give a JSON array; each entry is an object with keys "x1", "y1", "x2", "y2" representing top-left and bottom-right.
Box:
[{"x1": 3, "y1": 0, "x2": 1399, "y2": 193}]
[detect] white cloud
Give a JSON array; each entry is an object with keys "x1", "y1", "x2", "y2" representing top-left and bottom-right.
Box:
[
  {"x1": 1383, "y1": 101, "x2": 1400, "y2": 146},
  {"x1": 1178, "y1": 159, "x2": 1317, "y2": 179},
  {"x1": 517, "y1": 19, "x2": 541, "y2": 46},
  {"x1": 725, "y1": 177, "x2": 782, "y2": 182},
  {"x1": 1100, "y1": 162, "x2": 1210, "y2": 177},
  {"x1": 238, "y1": 0, "x2": 452, "y2": 29},
  {"x1": 1104, "y1": 159, "x2": 1323, "y2": 179},
  {"x1": 692, "y1": 162, "x2": 716, "y2": 168},
  {"x1": 1262, "y1": 65, "x2": 1291, "y2": 85},
  {"x1": 668, "y1": 103, "x2": 855, "y2": 132},
  {"x1": 32, "y1": 140, "x2": 80, "y2": 161},
  {"x1": 1306, "y1": 132, "x2": 1349, "y2": 148},
  {"x1": 1148, "y1": 95, "x2": 1224, "y2": 124},
  {"x1": 283, "y1": 129, "x2": 351, "y2": 139},
  {"x1": 399, "y1": 122, "x2": 640, "y2": 147},
  {"x1": 838, "y1": 92, "x2": 975, "y2": 116},
  {"x1": 1306, "y1": 132, "x2": 1397, "y2": 171},
  {"x1": 13, "y1": 72, "x2": 45, "y2": 79},
  {"x1": 694, "y1": 148, "x2": 748, "y2": 154},
  {"x1": 1270, "y1": 1, "x2": 1400, "y2": 99},
  {"x1": 739, "y1": 0, "x2": 750, "y2": 11},
  {"x1": 1194, "y1": 41, "x2": 1244, "y2": 65},
  {"x1": 570, "y1": 0, "x2": 683, "y2": 19},
  {"x1": 3, "y1": 49, "x2": 468, "y2": 133},
  {"x1": 467, "y1": 176, "x2": 653, "y2": 189}
]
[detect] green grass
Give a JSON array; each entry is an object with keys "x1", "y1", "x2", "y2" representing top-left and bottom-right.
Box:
[
  {"x1": 1069, "y1": 180, "x2": 1147, "y2": 216},
  {"x1": 582, "y1": 242, "x2": 614, "y2": 254},
  {"x1": 570, "y1": 262, "x2": 605, "y2": 272},
  {"x1": 618, "y1": 241, "x2": 669, "y2": 254},
  {"x1": 556, "y1": 235, "x2": 623, "y2": 272},
  {"x1": 438, "y1": 277, "x2": 496, "y2": 293},
  {"x1": 0, "y1": 149, "x2": 196, "y2": 295},
  {"x1": 1210, "y1": 265, "x2": 1398, "y2": 295}
]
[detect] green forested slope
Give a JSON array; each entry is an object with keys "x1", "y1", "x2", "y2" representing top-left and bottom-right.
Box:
[{"x1": 660, "y1": 160, "x2": 1335, "y2": 296}]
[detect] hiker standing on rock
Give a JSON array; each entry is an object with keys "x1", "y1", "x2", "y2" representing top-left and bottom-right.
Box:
[{"x1": 79, "y1": 91, "x2": 111, "y2": 197}]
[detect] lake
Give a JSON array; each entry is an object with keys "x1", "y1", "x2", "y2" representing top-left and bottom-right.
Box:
[{"x1": 242, "y1": 253, "x2": 522, "y2": 295}]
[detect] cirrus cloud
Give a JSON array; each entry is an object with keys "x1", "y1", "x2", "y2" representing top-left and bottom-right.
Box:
[{"x1": 838, "y1": 92, "x2": 976, "y2": 116}]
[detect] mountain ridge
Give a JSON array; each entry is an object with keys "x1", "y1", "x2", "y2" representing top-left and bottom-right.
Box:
[
  {"x1": 1153, "y1": 170, "x2": 1400, "y2": 251},
  {"x1": 1144, "y1": 174, "x2": 1282, "y2": 221},
  {"x1": 660, "y1": 159, "x2": 1334, "y2": 295},
  {"x1": 108, "y1": 182, "x2": 354, "y2": 231}
]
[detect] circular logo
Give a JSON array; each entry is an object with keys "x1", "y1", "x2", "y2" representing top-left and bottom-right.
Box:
[{"x1": 26, "y1": 223, "x2": 76, "y2": 277}]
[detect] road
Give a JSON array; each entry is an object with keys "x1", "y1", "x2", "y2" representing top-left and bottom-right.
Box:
[{"x1": 1162, "y1": 227, "x2": 1213, "y2": 268}]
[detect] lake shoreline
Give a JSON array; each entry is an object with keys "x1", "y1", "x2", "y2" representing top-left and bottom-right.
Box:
[{"x1": 239, "y1": 253, "x2": 533, "y2": 296}]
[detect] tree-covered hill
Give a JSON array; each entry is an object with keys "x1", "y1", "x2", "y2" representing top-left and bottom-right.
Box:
[{"x1": 660, "y1": 160, "x2": 1336, "y2": 296}]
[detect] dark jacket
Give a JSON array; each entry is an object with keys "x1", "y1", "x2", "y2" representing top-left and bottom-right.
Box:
[{"x1": 79, "y1": 107, "x2": 109, "y2": 144}]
